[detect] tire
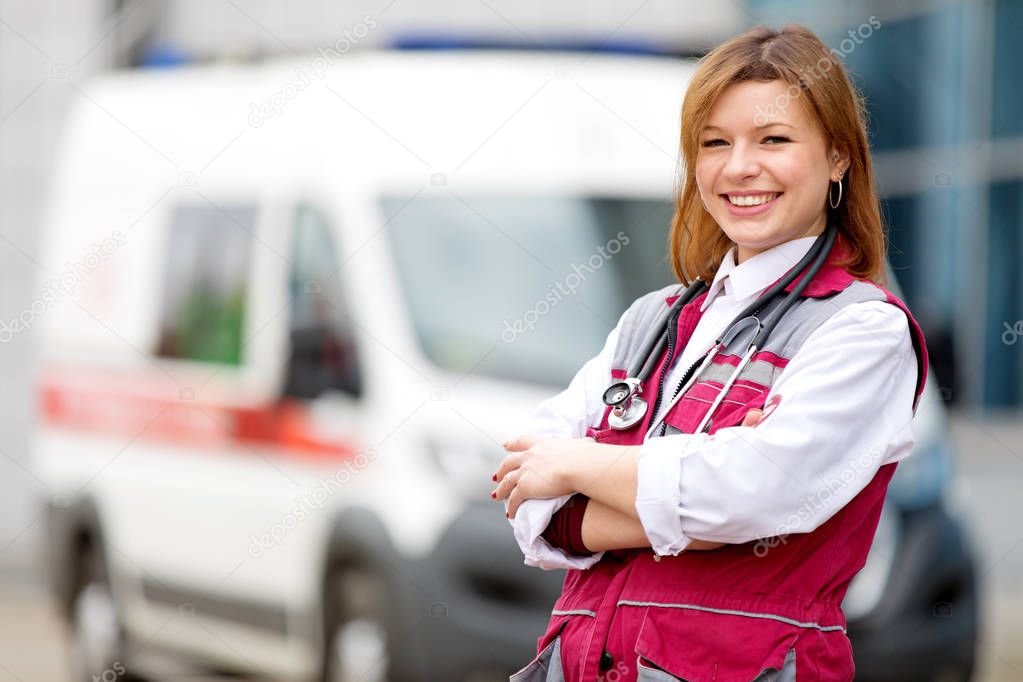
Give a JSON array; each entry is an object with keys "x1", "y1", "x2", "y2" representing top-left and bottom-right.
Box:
[
  {"x1": 68, "y1": 539, "x2": 146, "y2": 682},
  {"x1": 321, "y1": 564, "x2": 396, "y2": 682}
]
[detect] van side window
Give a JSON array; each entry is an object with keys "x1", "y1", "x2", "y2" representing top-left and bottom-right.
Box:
[
  {"x1": 283, "y1": 205, "x2": 362, "y2": 399},
  {"x1": 156, "y1": 204, "x2": 255, "y2": 365}
]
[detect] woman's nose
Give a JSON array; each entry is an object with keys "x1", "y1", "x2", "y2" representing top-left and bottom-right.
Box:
[{"x1": 722, "y1": 142, "x2": 760, "y2": 181}]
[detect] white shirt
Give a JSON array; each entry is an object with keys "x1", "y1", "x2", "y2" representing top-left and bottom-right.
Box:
[{"x1": 508, "y1": 237, "x2": 918, "y2": 571}]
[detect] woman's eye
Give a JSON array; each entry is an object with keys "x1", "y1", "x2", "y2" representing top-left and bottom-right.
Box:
[
  {"x1": 701, "y1": 139, "x2": 727, "y2": 148},
  {"x1": 763, "y1": 136, "x2": 791, "y2": 144}
]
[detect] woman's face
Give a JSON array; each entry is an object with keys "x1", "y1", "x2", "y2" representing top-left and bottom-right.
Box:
[{"x1": 695, "y1": 79, "x2": 848, "y2": 263}]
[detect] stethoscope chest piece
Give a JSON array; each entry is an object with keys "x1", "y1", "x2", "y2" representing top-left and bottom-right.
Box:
[
  {"x1": 597, "y1": 376, "x2": 646, "y2": 429},
  {"x1": 603, "y1": 378, "x2": 647, "y2": 430}
]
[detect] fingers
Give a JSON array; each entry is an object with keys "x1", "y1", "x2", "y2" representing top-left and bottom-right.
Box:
[
  {"x1": 492, "y1": 468, "x2": 525, "y2": 520},
  {"x1": 502, "y1": 434, "x2": 542, "y2": 452},
  {"x1": 741, "y1": 408, "x2": 764, "y2": 428},
  {"x1": 492, "y1": 434, "x2": 546, "y2": 519},
  {"x1": 492, "y1": 452, "x2": 523, "y2": 484},
  {"x1": 506, "y1": 485, "x2": 526, "y2": 519},
  {"x1": 492, "y1": 467, "x2": 520, "y2": 502},
  {"x1": 494, "y1": 433, "x2": 549, "y2": 482}
]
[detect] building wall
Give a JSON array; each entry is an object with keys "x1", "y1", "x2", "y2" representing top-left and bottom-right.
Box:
[
  {"x1": 0, "y1": 0, "x2": 113, "y2": 570},
  {"x1": 748, "y1": 0, "x2": 1023, "y2": 410}
]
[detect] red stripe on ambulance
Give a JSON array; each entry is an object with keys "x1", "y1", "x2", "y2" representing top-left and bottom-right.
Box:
[{"x1": 40, "y1": 375, "x2": 359, "y2": 462}]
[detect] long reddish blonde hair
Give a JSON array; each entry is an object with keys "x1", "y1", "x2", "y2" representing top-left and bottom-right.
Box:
[{"x1": 670, "y1": 24, "x2": 886, "y2": 285}]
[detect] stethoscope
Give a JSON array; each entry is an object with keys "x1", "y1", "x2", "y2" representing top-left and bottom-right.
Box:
[{"x1": 602, "y1": 223, "x2": 838, "y2": 434}]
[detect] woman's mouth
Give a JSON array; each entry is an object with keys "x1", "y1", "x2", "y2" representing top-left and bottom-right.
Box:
[{"x1": 721, "y1": 192, "x2": 782, "y2": 216}]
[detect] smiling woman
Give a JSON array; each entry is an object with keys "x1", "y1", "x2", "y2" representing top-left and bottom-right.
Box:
[
  {"x1": 496, "y1": 23, "x2": 928, "y2": 682},
  {"x1": 673, "y1": 25, "x2": 886, "y2": 285},
  {"x1": 695, "y1": 79, "x2": 844, "y2": 262}
]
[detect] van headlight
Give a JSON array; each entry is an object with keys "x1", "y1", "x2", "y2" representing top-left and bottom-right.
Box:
[{"x1": 424, "y1": 436, "x2": 500, "y2": 502}]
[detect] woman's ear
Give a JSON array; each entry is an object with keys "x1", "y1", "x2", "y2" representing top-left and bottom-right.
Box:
[{"x1": 829, "y1": 144, "x2": 851, "y2": 181}]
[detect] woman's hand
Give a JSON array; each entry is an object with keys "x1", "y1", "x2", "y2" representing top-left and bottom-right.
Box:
[
  {"x1": 741, "y1": 409, "x2": 764, "y2": 427},
  {"x1": 491, "y1": 434, "x2": 593, "y2": 519}
]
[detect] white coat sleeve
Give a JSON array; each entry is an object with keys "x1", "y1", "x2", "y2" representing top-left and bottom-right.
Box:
[
  {"x1": 506, "y1": 317, "x2": 623, "y2": 570},
  {"x1": 634, "y1": 300, "x2": 919, "y2": 555}
]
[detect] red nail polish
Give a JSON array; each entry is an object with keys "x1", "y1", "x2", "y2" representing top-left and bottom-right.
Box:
[
  {"x1": 491, "y1": 474, "x2": 497, "y2": 481},
  {"x1": 490, "y1": 491, "x2": 496, "y2": 499}
]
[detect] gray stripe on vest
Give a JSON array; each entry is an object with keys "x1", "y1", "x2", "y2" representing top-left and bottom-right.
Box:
[
  {"x1": 610, "y1": 283, "x2": 685, "y2": 372},
  {"x1": 615, "y1": 281, "x2": 889, "y2": 413},
  {"x1": 709, "y1": 282, "x2": 886, "y2": 359},
  {"x1": 767, "y1": 280, "x2": 886, "y2": 359},
  {"x1": 550, "y1": 608, "x2": 596, "y2": 617},
  {"x1": 615, "y1": 280, "x2": 895, "y2": 437},
  {"x1": 699, "y1": 358, "x2": 785, "y2": 387},
  {"x1": 616, "y1": 599, "x2": 847, "y2": 633}
]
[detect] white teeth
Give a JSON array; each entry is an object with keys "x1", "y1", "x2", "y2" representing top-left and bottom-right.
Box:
[{"x1": 727, "y1": 193, "x2": 779, "y2": 207}]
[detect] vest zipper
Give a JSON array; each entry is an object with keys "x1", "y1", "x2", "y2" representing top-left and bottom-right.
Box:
[
  {"x1": 657, "y1": 349, "x2": 710, "y2": 437},
  {"x1": 655, "y1": 296, "x2": 776, "y2": 436},
  {"x1": 647, "y1": 305, "x2": 682, "y2": 435}
]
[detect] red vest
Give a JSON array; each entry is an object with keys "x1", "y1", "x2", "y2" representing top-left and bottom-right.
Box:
[{"x1": 534, "y1": 242, "x2": 929, "y2": 682}]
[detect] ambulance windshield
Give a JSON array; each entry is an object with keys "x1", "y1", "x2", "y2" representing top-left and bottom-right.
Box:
[{"x1": 383, "y1": 194, "x2": 676, "y2": 387}]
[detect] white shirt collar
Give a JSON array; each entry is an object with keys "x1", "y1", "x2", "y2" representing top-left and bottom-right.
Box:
[{"x1": 700, "y1": 237, "x2": 818, "y2": 312}]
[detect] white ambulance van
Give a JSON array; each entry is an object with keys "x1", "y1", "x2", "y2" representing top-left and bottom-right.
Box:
[
  {"x1": 33, "y1": 46, "x2": 975, "y2": 682},
  {"x1": 34, "y1": 48, "x2": 699, "y2": 681}
]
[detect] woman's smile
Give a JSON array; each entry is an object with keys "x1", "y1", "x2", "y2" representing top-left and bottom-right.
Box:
[{"x1": 721, "y1": 190, "x2": 784, "y2": 216}]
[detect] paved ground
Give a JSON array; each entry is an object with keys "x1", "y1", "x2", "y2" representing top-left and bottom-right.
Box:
[
  {"x1": 1, "y1": 413, "x2": 1022, "y2": 681},
  {"x1": 0, "y1": 574, "x2": 69, "y2": 682},
  {"x1": 946, "y1": 413, "x2": 1023, "y2": 681},
  {"x1": 4, "y1": 578, "x2": 1020, "y2": 681}
]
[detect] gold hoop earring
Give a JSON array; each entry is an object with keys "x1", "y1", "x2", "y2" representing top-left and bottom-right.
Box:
[{"x1": 828, "y1": 176, "x2": 844, "y2": 209}]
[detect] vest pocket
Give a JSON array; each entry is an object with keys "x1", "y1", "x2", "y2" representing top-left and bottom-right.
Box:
[
  {"x1": 509, "y1": 634, "x2": 565, "y2": 682},
  {"x1": 706, "y1": 381, "x2": 770, "y2": 433},
  {"x1": 662, "y1": 380, "x2": 769, "y2": 435},
  {"x1": 637, "y1": 656, "x2": 687, "y2": 681},
  {"x1": 633, "y1": 604, "x2": 801, "y2": 682},
  {"x1": 750, "y1": 648, "x2": 796, "y2": 681},
  {"x1": 522, "y1": 609, "x2": 591, "y2": 682},
  {"x1": 586, "y1": 425, "x2": 626, "y2": 445}
]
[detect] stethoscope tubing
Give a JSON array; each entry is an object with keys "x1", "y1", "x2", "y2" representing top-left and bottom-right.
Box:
[
  {"x1": 630, "y1": 280, "x2": 707, "y2": 382},
  {"x1": 687, "y1": 224, "x2": 838, "y2": 434},
  {"x1": 610, "y1": 223, "x2": 839, "y2": 435}
]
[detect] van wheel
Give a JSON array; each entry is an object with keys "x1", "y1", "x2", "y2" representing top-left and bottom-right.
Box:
[
  {"x1": 69, "y1": 542, "x2": 142, "y2": 682},
  {"x1": 321, "y1": 565, "x2": 394, "y2": 682}
]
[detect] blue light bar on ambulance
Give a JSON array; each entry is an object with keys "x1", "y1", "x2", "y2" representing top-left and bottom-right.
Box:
[{"x1": 388, "y1": 32, "x2": 673, "y2": 57}]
